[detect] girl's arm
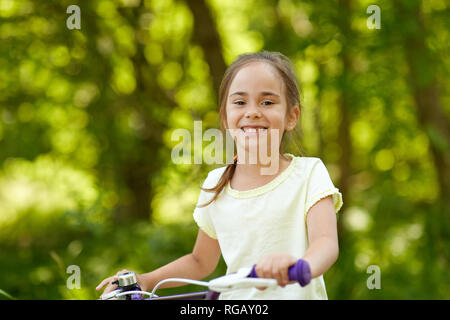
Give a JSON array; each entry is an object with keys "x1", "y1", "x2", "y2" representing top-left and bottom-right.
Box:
[
  {"x1": 96, "y1": 229, "x2": 221, "y2": 297},
  {"x1": 254, "y1": 195, "x2": 338, "y2": 287},
  {"x1": 302, "y1": 195, "x2": 339, "y2": 278},
  {"x1": 140, "y1": 229, "x2": 222, "y2": 291}
]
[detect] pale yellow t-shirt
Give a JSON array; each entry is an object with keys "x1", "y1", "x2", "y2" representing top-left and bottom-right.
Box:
[{"x1": 193, "y1": 153, "x2": 343, "y2": 300}]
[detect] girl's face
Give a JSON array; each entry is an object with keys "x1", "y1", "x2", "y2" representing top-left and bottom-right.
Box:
[{"x1": 225, "y1": 61, "x2": 299, "y2": 159}]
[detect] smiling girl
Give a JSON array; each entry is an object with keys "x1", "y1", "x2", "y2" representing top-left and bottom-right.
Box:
[{"x1": 97, "y1": 51, "x2": 343, "y2": 300}]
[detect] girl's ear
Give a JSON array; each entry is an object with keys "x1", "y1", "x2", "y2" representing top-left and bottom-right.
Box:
[{"x1": 286, "y1": 105, "x2": 300, "y2": 131}]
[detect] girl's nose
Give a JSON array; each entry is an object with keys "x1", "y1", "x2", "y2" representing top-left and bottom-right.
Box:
[
  {"x1": 244, "y1": 103, "x2": 262, "y2": 118},
  {"x1": 245, "y1": 111, "x2": 261, "y2": 119}
]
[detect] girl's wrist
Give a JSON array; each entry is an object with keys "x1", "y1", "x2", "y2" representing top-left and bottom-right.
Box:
[{"x1": 138, "y1": 272, "x2": 152, "y2": 292}]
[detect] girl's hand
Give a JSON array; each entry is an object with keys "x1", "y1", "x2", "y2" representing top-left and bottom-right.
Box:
[
  {"x1": 96, "y1": 269, "x2": 145, "y2": 299},
  {"x1": 254, "y1": 253, "x2": 297, "y2": 290}
]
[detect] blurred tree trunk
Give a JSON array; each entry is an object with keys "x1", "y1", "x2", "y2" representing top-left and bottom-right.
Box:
[
  {"x1": 315, "y1": 64, "x2": 326, "y2": 160},
  {"x1": 184, "y1": 0, "x2": 227, "y2": 95},
  {"x1": 395, "y1": 0, "x2": 450, "y2": 290},
  {"x1": 57, "y1": 1, "x2": 154, "y2": 222},
  {"x1": 395, "y1": 0, "x2": 450, "y2": 200},
  {"x1": 328, "y1": 0, "x2": 356, "y2": 300},
  {"x1": 335, "y1": 0, "x2": 354, "y2": 229},
  {"x1": 114, "y1": 0, "x2": 228, "y2": 221},
  {"x1": 113, "y1": 3, "x2": 174, "y2": 222}
]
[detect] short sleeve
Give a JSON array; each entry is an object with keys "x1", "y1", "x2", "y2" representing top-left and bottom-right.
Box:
[
  {"x1": 304, "y1": 159, "x2": 343, "y2": 221},
  {"x1": 192, "y1": 172, "x2": 218, "y2": 240}
]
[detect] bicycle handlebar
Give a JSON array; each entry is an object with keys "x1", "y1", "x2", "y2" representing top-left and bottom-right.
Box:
[
  {"x1": 249, "y1": 259, "x2": 311, "y2": 287},
  {"x1": 102, "y1": 259, "x2": 311, "y2": 300}
]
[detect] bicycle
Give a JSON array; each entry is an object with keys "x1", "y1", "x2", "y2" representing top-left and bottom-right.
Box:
[{"x1": 100, "y1": 259, "x2": 310, "y2": 300}]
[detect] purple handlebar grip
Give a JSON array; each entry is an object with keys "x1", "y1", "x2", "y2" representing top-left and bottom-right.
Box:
[
  {"x1": 249, "y1": 259, "x2": 311, "y2": 287},
  {"x1": 249, "y1": 265, "x2": 258, "y2": 278},
  {"x1": 130, "y1": 283, "x2": 144, "y2": 300}
]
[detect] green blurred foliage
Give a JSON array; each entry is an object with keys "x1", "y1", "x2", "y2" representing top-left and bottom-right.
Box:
[{"x1": 0, "y1": 0, "x2": 449, "y2": 299}]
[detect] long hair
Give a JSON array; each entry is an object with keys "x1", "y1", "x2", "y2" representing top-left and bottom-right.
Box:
[{"x1": 197, "y1": 51, "x2": 303, "y2": 208}]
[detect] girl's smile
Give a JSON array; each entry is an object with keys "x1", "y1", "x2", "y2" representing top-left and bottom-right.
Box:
[{"x1": 241, "y1": 126, "x2": 268, "y2": 136}]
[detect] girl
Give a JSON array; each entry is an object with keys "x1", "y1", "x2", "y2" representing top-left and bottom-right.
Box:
[{"x1": 97, "y1": 51, "x2": 343, "y2": 300}]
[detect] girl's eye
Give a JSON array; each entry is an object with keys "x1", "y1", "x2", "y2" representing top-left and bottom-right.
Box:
[
  {"x1": 262, "y1": 100, "x2": 274, "y2": 106},
  {"x1": 234, "y1": 101, "x2": 245, "y2": 106}
]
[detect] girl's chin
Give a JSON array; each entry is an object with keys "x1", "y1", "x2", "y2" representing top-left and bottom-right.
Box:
[
  {"x1": 236, "y1": 138, "x2": 268, "y2": 146},
  {"x1": 234, "y1": 149, "x2": 281, "y2": 165},
  {"x1": 235, "y1": 143, "x2": 276, "y2": 153}
]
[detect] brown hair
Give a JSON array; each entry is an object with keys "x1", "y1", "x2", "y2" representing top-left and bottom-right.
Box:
[{"x1": 197, "y1": 51, "x2": 303, "y2": 208}]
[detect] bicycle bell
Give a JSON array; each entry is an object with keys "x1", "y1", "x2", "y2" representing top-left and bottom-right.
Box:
[{"x1": 117, "y1": 272, "x2": 138, "y2": 287}]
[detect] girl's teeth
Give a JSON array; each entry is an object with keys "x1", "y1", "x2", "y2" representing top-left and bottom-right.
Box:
[{"x1": 242, "y1": 127, "x2": 268, "y2": 133}]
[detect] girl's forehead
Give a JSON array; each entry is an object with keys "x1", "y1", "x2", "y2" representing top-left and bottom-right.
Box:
[{"x1": 229, "y1": 61, "x2": 284, "y2": 93}]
